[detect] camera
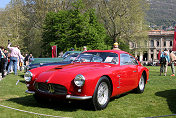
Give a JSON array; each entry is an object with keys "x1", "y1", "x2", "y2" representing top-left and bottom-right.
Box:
[{"x1": 8, "y1": 40, "x2": 10, "y2": 44}]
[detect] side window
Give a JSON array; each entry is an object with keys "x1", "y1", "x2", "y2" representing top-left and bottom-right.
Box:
[
  {"x1": 120, "y1": 54, "x2": 130, "y2": 65},
  {"x1": 104, "y1": 53, "x2": 119, "y2": 64},
  {"x1": 129, "y1": 55, "x2": 139, "y2": 65},
  {"x1": 120, "y1": 54, "x2": 138, "y2": 65}
]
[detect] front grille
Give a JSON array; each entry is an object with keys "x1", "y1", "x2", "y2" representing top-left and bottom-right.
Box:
[{"x1": 35, "y1": 82, "x2": 67, "y2": 95}]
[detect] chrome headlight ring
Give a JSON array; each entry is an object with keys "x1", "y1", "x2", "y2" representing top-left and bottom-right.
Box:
[
  {"x1": 24, "y1": 71, "x2": 33, "y2": 82},
  {"x1": 74, "y1": 74, "x2": 85, "y2": 87}
]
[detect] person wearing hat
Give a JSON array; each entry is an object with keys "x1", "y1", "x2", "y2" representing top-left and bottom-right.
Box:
[
  {"x1": 112, "y1": 42, "x2": 120, "y2": 50},
  {"x1": 83, "y1": 46, "x2": 87, "y2": 51}
]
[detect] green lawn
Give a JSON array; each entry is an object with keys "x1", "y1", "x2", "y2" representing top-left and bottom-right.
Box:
[{"x1": 0, "y1": 66, "x2": 176, "y2": 118}]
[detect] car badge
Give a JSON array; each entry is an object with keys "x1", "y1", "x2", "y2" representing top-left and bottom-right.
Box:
[
  {"x1": 46, "y1": 80, "x2": 48, "y2": 83},
  {"x1": 48, "y1": 84, "x2": 54, "y2": 93}
]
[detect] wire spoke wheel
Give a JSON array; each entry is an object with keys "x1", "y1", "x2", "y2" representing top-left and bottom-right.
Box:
[
  {"x1": 139, "y1": 76, "x2": 145, "y2": 91},
  {"x1": 97, "y1": 82, "x2": 109, "y2": 105},
  {"x1": 135, "y1": 74, "x2": 145, "y2": 93},
  {"x1": 92, "y1": 76, "x2": 111, "y2": 110}
]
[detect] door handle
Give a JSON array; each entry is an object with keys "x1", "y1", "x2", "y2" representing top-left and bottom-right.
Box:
[{"x1": 133, "y1": 71, "x2": 137, "y2": 72}]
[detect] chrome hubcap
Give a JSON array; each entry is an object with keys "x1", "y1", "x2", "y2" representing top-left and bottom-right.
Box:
[{"x1": 97, "y1": 82, "x2": 109, "y2": 105}]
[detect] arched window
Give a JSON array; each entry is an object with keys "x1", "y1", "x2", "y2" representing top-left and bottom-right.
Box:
[
  {"x1": 157, "y1": 41, "x2": 159, "y2": 47},
  {"x1": 164, "y1": 41, "x2": 166, "y2": 47},
  {"x1": 150, "y1": 40, "x2": 154, "y2": 47},
  {"x1": 170, "y1": 41, "x2": 173, "y2": 46}
]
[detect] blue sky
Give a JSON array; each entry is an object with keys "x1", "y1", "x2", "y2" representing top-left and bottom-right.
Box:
[{"x1": 0, "y1": 0, "x2": 11, "y2": 8}]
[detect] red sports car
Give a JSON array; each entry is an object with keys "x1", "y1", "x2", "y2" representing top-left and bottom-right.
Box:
[{"x1": 24, "y1": 50, "x2": 149, "y2": 110}]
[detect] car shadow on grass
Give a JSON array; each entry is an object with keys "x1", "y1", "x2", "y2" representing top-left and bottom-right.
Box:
[
  {"x1": 7, "y1": 95, "x2": 93, "y2": 111},
  {"x1": 155, "y1": 89, "x2": 176, "y2": 114}
]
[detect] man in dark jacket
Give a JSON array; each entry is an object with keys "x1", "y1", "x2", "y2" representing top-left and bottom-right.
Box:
[{"x1": 0, "y1": 46, "x2": 6, "y2": 78}]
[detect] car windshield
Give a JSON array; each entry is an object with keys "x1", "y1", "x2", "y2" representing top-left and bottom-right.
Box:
[
  {"x1": 74, "y1": 52, "x2": 119, "y2": 64},
  {"x1": 62, "y1": 52, "x2": 71, "y2": 58},
  {"x1": 63, "y1": 53, "x2": 79, "y2": 61}
]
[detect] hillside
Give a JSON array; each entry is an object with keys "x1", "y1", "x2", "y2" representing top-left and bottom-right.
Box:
[{"x1": 146, "y1": 0, "x2": 176, "y2": 29}]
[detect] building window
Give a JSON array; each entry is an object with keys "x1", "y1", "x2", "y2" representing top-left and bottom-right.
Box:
[
  {"x1": 150, "y1": 40, "x2": 154, "y2": 47},
  {"x1": 164, "y1": 41, "x2": 166, "y2": 47},
  {"x1": 170, "y1": 41, "x2": 173, "y2": 46},
  {"x1": 151, "y1": 50, "x2": 153, "y2": 52},
  {"x1": 151, "y1": 54, "x2": 153, "y2": 61},
  {"x1": 157, "y1": 41, "x2": 159, "y2": 47}
]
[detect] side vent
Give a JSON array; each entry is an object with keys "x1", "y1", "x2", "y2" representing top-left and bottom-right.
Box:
[{"x1": 55, "y1": 67, "x2": 63, "y2": 69}]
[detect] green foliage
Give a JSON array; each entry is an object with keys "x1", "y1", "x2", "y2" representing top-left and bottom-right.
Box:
[
  {"x1": 42, "y1": 1, "x2": 107, "y2": 55},
  {"x1": 119, "y1": 41, "x2": 130, "y2": 52},
  {"x1": 0, "y1": 0, "x2": 150, "y2": 57}
]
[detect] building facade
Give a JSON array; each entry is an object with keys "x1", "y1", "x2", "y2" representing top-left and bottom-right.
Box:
[{"x1": 129, "y1": 30, "x2": 174, "y2": 62}]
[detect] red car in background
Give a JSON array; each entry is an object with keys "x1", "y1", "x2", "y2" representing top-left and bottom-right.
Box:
[{"x1": 24, "y1": 50, "x2": 149, "y2": 110}]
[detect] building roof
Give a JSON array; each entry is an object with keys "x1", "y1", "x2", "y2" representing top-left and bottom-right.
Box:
[{"x1": 148, "y1": 30, "x2": 174, "y2": 36}]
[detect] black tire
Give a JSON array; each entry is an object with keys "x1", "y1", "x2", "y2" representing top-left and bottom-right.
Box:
[
  {"x1": 135, "y1": 74, "x2": 145, "y2": 93},
  {"x1": 92, "y1": 76, "x2": 111, "y2": 110}
]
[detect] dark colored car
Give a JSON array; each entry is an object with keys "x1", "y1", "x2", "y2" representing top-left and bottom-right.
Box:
[
  {"x1": 29, "y1": 51, "x2": 82, "y2": 65},
  {"x1": 25, "y1": 53, "x2": 80, "y2": 72}
]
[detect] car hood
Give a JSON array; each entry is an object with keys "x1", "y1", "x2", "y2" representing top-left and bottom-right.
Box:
[{"x1": 35, "y1": 62, "x2": 113, "y2": 84}]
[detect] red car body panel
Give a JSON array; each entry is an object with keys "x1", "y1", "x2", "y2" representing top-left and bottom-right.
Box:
[{"x1": 26, "y1": 50, "x2": 149, "y2": 99}]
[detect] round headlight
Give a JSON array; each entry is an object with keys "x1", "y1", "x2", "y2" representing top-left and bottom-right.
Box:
[
  {"x1": 74, "y1": 74, "x2": 85, "y2": 87},
  {"x1": 24, "y1": 71, "x2": 33, "y2": 82}
]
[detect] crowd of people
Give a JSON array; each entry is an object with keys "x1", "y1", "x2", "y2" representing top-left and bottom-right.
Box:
[
  {"x1": 0, "y1": 43, "x2": 33, "y2": 78},
  {"x1": 160, "y1": 48, "x2": 176, "y2": 76}
]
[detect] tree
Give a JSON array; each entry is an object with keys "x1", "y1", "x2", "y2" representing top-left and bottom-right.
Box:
[
  {"x1": 97, "y1": 0, "x2": 148, "y2": 42},
  {"x1": 0, "y1": 0, "x2": 75, "y2": 56},
  {"x1": 0, "y1": 0, "x2": 25, "y2": 48},
  {"x1": 80, "y1": 0, "x2": 148, "y2": 51},
  {"x1": 0, "y1": 0, "x2": 149, "y2": 56},
  {"x1": 42, "y1": 0, "x2": 107, "y2": 55}
]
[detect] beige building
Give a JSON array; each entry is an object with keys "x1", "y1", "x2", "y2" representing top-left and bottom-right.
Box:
[{"x1": 129, "y1": 30, "x2": 174, "y2": 62}]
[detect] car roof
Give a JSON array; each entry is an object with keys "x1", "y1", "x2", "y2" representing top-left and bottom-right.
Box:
[{"x1": 84, "y1": 50, "x2": 127, "y2": 54}]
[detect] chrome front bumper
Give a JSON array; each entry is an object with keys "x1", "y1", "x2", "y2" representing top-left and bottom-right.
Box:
[
  {"x1": 66, "y1": 95, "x2": 92, "y2": 100},
  {"x1": 25, "y1": 90, "x2": 92, "y2": 100}
]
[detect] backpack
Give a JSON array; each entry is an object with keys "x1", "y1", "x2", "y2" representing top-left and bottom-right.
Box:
[{"x1": 160, "y1": 57, "x2": 166, "y2": 64}]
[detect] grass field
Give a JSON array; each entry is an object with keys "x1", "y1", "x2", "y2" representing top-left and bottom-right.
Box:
[{"x1": 0, "y1": 66, "x2": 176, "y2": 118}]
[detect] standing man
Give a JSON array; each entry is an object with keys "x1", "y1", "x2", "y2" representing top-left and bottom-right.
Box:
[
  {"x1": 169, "y1": 50, "x2": 176, "y2": 76},
  {"x1": 7, "y1": 43, "x2": 23, "y2": 75},
  {"x1": 0, "y1": 46, "x2": 6, "y2": 78},
  {"x1": 28, "y1": 53, "x2": 34, "y2": 64},
  {"x1": 3, "y1": 49, "x2": 8, "y2": 74},
  {"x1": 24, "y1": 54, "x2": 29, "y2": 66},
  {"x1": 160, "y1": 48, "x2": 170, "y2": 76}
]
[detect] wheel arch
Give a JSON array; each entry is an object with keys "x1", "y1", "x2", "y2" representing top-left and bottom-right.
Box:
[
  {"x1": 142, "y1": 71, "x2": 147, "y2": 84},
  {"x1": 101, "y1": 75, "x2": 113, "y2": 96}
]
